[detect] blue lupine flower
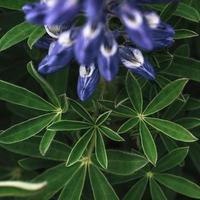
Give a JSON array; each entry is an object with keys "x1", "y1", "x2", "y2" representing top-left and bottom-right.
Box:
[
  {"x1": 77, "y1": 63, "x2": 100, "y2": 101},
  {"x1": 119, "y1": 47, "x2": 155, "y2": 80},
  {"x1": 23, "y1": 0, "x2": 175, "y2": 100},
  {"x1": 38, "y1": 29, "x2": 77, "y2": 74}
]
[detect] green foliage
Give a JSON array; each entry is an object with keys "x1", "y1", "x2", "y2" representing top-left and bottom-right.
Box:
[{"x1": 0, "y1": 0, "x2": 200, "y2": 199}]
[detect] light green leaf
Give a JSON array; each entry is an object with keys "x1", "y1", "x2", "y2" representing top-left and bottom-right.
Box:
[
  {"x1": 126, "y1": 72, "x2": 143, "y2": 113},
  {"x1": 89, "y1": 164, "x2": 119, "y2": 200},
  {"x1": 144, "y1": 79, "x2": 188, "y2": 115},
  {"x1": 95, "y1": 131, "x2": 108, "y2": 169},
  {"x1": 28, "y1": 26, "x2": 46, "y2": 49},
  {"x1": 124, "y1": 177, "x2": 148, "y2": 200},
  {"x1": 48, "y1": 120, "x2": 91, "y2": 131},
  {"x1": 118, "y1": 118, "x2": 139, "y2": 134},
  {"x1": 0, "y1": 181, "x2": 47, "y2": 197},
  {"x1": 59, "y1": 165, "x2": 86, "y2": 200},
  {"x1": 0, "y1": 80, "x2": 56, "y2": 111},
  {"x1": 150, "y1": 179, "x2": 167, "y2": 200},
  {"x1": 140, "y1": 121, "x2": 157, "y2": 165},
  {"x1": 175, "y1": 29, "x2": 199, "y2": 39},
  {"x1": 27, "y1": 62, "x2": 60, "y2": 108},
  {"x1": 99, "y1": 126, "x2": 124, "y2": 141},
  {"x1": 0, "y1": 113, "x2": 57, "y2": 144},
  {"x1": 0, "y1": 22, "x2": 36, "y2": 51},
  {"x1": 66, "y1": 129, "x2": 94, "y2": 166},
  {"x1": 155, "y1": 173, "x2": 200, "y2": 199},
  {"x1": 145, "y1": 117, "x2": 198, "y2": 142}
]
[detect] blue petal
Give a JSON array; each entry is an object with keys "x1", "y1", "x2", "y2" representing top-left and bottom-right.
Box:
[
  {"x1": 74, "y1": 21, "x2": 103, "y2": 65},
  {"x1": 22, "y1": 2, "x2": 48, "y2": 24},
  {"x1": 97, "y1": 31, "x2": 119, "y2": 81},
  {"x1": 119, "y1": 3, "x2": 153, "y2": 50},
  {"x1": 77, "y1": 64, "x2": 100, "y2": 101}
]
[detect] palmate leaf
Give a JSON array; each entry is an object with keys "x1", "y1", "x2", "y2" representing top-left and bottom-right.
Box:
[
  {"x1": 89, "y1": 164, "x2": 119, "y2": 200},
  {"x1": 0, "y1": 80, "x2": 56, "y2": 111},
  {"x1": 149, "y1": 179, "x2": 167, "y2": 200},
  {"x1": 93, "y1": 150, "x2": 148, "y2": 175},
  {"x1": 66, "y1": 129, "x2": 94, "y2": 167},
  {"x1": 0, "y1": 22, "x2": 36, "y2": 51},
  {"x1": 126, "y1": 72, "x2": 143, "y2": 113},
  {"x1": 145, "y1": 117, "x2": 198, "y2": 142},
  {"x1": 124, "y1": 177, "x2": 148, "y2": 200},
  {"x1": 140, "y1": 121, "x2": 157, "y2": 165},
  {"x1": 0, "y1": 113, "x2": 57, "y2": 144},
  {"x1": 144, "y1": 79, "x2": 188, "y2": 115},
  {"x1": 95, "y1": 111, "x2": 112, "y2": 126},
  {"x1": 154, "y1": 173, "x2": 200, "y2": 199},
  {"x1": 0, "y1": 136, "x2": 71, "y2": 161},
  {"x1": 154, "y1": 147, "x2": 189, "y2": 172},
  {"x1": 27, "y1": 163, "x2": 81, "y2": 200},
  {"x1": 27, "y1": 62, "x2": 61, "y2": 108},
  {"x1": 58, "y1": 165, "x2": 86, "y2": 200},
  {"x1": 0, "y1": 181, "x2": 47, "y2": 197}
]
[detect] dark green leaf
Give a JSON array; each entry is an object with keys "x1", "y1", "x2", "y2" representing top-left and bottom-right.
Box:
[
  {"x1": 118, "y1": 118, "x2": 139, "y2": 134},
  {"x1": 27, "y1": 62, "x2": 60, "y2": 108},
  {"x1": 155, "y1": 147, "x2": 189, "y2": 172},
  {"x1": 0, "y1": 136, "x2": 70, "y2": 161},
  {"x1": 155, "y1": 173, "x2": 200, "y2": 199},
  {"x1": 0, "y1": 113, "x2": 57, "y2": 144},
  {"x1": 27, "y1": 26, "x2": 46, "y2": 49},
  {"x1": 124, "y1": 177, "x2": 148, "y2": 200},
  {"x1": 145, "y1": 117, "x2": 197, "y2": 142},
  {"x1": 0, "y1": 0, "x2": 36, "y2": 10},
  {"x1": 0, "y1": 80, "x2": 56, "y2": 111},
  {"x1": 140, "y1": 121, "x2": 157, "y2": 165},
  {"x1": 66, "y1": 129, "x2": 94, "y2": 166},
  {"x1": 89, "y1": 164, "x2": 119, "y2": 200},
  {"x1": 176, "y1": 118, "x2": 200, "y2": 129},
  {"x1": 69, "y1": 99, "x2": 93, "y2": 123},
  {"x1": 126, "y1": 72, "x2": 143, "y2": 113},
  {"x1": 144, "y1": 79, "x2": 188, "y2": 115},
  {"x1": 99, "y1": 126, "x2": 124, "y2": 141},
  {"x1": 150, "y1": 179, "x2": 167, "y2": 200},
  {"x1": 95, "y1": 111, "x2": 111, "y2": 126},
  {"x1": 95, "y1": 131, "x2": 108, "y2": 169},
  {"x1": 99, "y1": 150, "x2": 148, "y2": 175},
  {"x1": 48, "y1": 120, "x2": 90, "y2": 131},
  {"x1": 0, "y1": 22, "x2": 36, "y2": 51},
  {"x1": 175, "y1": 29, "x2": 199, "y2": 39},
  {"x1": 59, "y1": 165, "x2": 86, "y2": 200}
]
